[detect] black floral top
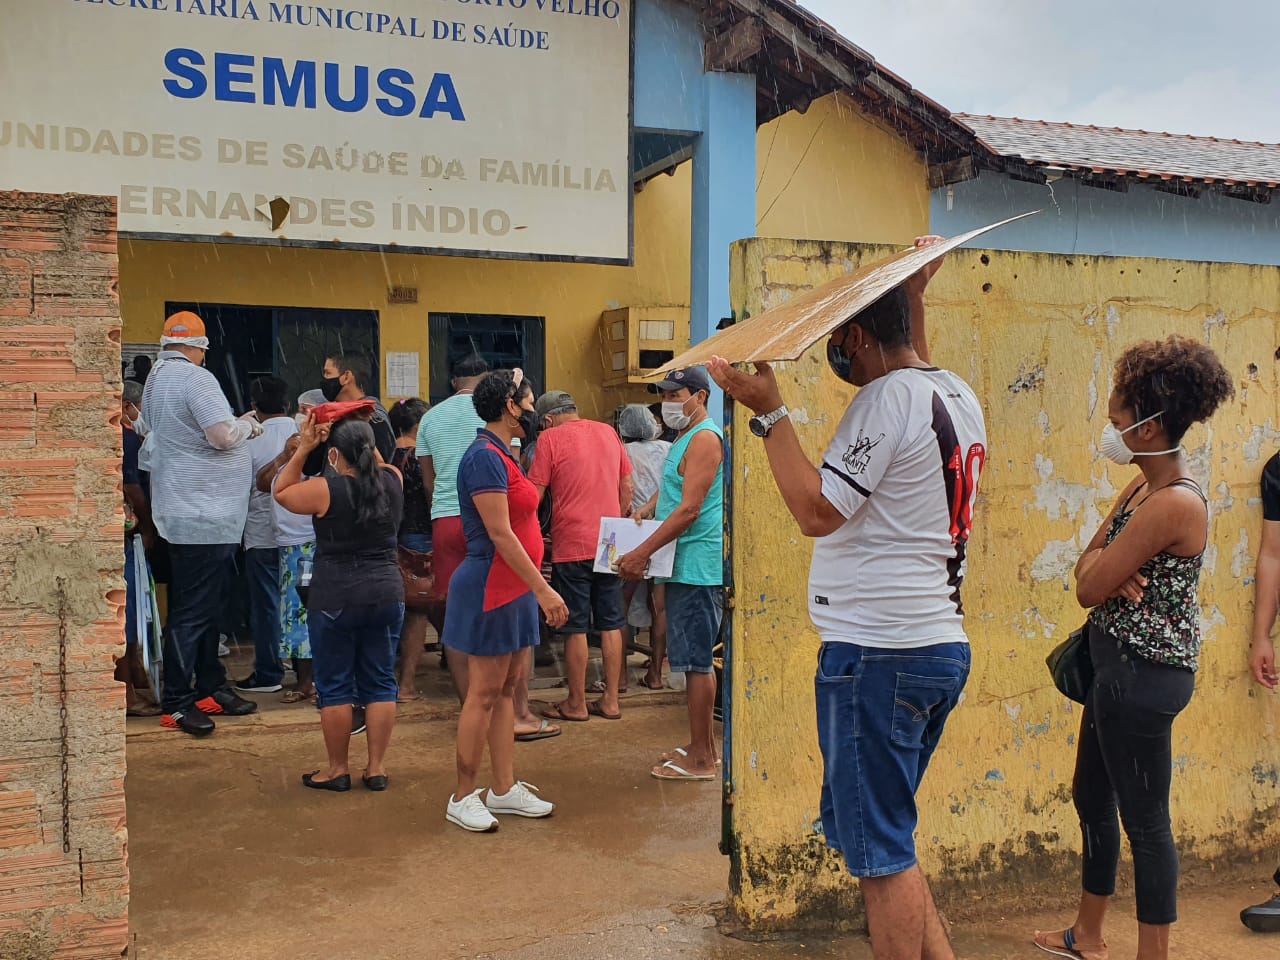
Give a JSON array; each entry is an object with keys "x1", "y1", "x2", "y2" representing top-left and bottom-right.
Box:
[{"x1": 1089, "y1": 479, "x2": 1206, "y2": 671}]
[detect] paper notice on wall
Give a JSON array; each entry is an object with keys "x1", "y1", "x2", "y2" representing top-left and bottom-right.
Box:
[
  {"x1": 386, "y1": 352, "x2": 420, "y2": 399},
  {"x1": 594, "y1": 518, "x2": 676, "y2": 579}
]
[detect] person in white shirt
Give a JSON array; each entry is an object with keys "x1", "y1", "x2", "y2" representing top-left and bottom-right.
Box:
[
  {"x1": 254, "y1": 391, "x2": 324, "y2": 705},
  {"x1": 618, "y1": 404, "x2": 671, "y2": 690},
  {"x1": 233, "y1": 377, "x2": 297, "y2": 695},
  {"x1": 708, "y1": 238, "x2": 984, "y2": 960},
  {"x1": 141, "y1": 312, "x2": 263, "y2": 737}
]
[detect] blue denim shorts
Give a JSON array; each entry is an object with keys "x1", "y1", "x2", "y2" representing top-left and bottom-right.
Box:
[
  {"x1": 308, "y1": 602, "x2": 405, "y2": 708},
  {"x1": 664, "y1": 583, "x2": 723, "y2": 674},
  {"x1": 815, "y1": 641, "x2": 970, "y2": 878}
]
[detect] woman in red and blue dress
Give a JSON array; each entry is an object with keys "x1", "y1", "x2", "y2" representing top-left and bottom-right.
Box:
[{"x1": 444, "y1": 369, "x2": 570, "y2": 833}]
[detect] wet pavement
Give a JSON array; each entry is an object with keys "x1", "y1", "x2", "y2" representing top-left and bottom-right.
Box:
[{"x1": 125, "y1": 703, "x2": 1280, "y2": 959}]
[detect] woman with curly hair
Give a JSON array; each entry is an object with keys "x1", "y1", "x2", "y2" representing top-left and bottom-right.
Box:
[
  {"x1": 1035, "y1": 335, "x2": 1234, "y2": 960},
  {"x1": 444, "y1": 369, "x2": 569, "y2": 832}
]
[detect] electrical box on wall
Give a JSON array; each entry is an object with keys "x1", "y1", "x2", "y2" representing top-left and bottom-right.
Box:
[{"x1": 598, "y1": 306, "x2": 690, "y2": 388}]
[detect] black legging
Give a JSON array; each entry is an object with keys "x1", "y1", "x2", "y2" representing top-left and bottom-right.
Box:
[{"x1": 1073, "y1": 623, "x2": 1195, "y2": 925}]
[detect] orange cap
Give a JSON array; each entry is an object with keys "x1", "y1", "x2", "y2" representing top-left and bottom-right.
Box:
[{"x1": 163, "y1": 311, "x2": 206, "y2": 340}]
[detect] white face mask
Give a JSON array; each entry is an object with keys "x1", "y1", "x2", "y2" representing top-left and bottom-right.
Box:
[
  {"x1": 295, "y1": 412, "x2": 308, "y2": 426},
  {"x1": 1100, "y1": 412, "x2": 1180, "y2": 465},
  {"x1": 662, "y1": 397, "x2": 693, "y2": 431}
]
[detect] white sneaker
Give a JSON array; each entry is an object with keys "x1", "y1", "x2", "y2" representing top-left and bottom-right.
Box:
[
  {"x1": 446, "y1": 790, "x2": 499, "y2": 833},
  {"x1": 485, "y1": 781, "x2": 555, "y2": 819}
]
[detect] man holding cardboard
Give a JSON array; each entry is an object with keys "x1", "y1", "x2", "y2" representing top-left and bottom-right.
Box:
[{"x1": 706, "y1": 238, "x2": 982, "y2": 960}]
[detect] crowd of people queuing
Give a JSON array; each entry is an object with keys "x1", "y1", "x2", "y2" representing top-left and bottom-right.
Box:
[{"x1": 116, "y1": 234, "x2": 1280, "y2": 952}]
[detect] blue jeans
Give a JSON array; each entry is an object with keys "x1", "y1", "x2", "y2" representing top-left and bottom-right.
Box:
[
  {"x1": 161, "y1": 543, "x2": 237, "y2": 713},
  {"x1": 245, "y1": 547, "x2": 284, "y2": 686},
  {"x1": 124, "y1": 538, "x2": 138, "y2": 649},
  {"x1": 663, "y1": 583, "x2": 723, "y2": 674},
  {"x1": 399, "y1": 532, "x2": 431, "y2": 553},
  {"x1": 308, "y1": 603, "x2": 404, "y2": 708},
  {"x1": 815, "y1": 641, "x2": 970, "y2": 878}
]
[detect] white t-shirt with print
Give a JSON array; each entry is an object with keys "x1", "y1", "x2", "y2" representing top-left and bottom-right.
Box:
[{"x1": 809, "y1": 367, "x2": 987, "y2": 649}]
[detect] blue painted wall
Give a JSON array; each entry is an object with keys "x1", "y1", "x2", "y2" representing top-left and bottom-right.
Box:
[
  {"x1": 634, "y1": 0, "x2": 705, "y2": 134},
  {"x1": 931, "y1": 171, "x2": 1280, "y2": 266}
]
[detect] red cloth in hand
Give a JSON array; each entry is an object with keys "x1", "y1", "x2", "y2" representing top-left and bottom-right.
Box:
[{"x1": 310, "y1": 400, "x2": 375, "y2": 424}]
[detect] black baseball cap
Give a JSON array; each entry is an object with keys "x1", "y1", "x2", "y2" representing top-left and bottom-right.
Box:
[{"x1": 652, "y1": 366, "x2": 712, "y2": 395}]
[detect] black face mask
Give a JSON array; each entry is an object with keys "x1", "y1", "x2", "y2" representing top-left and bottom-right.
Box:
[
  {"x1": 320, "y1": 376, "x2": 343, "y2": 402},
  {"x1": 827, "y1": 336, "x2": 854, "y2": 383},
  {"x1": 516, "y1": 408, "x2": 540, "y2": 442}
]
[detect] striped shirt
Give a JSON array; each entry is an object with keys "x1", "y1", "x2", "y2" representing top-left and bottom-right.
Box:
[
  {"x1": 416, "y1": 392, "x2": 484, "y2": 520},
  {"x1": 140, "y1": 351, "x2": 252, "y2": 545}
]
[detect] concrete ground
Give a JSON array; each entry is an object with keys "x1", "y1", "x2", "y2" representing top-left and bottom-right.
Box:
[{"x1": 125, "y1": 703, "x2": 1280, "y2": 960}]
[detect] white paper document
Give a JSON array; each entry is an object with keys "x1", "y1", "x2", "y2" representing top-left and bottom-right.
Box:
[
  {"x1": 594, "y1": 518, "x2": 676, "y2": 579},
  {"x1": 386, "y1": 351, "x2": 420, "y2": 398}
]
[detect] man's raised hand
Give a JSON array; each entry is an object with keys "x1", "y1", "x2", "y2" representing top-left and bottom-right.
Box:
[{"x1": 705, "y1": 356, "x2": 784, "y2": 415}]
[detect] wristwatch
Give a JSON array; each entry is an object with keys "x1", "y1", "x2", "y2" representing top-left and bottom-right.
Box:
[{"x1": 749, "y1": 405, "x2": 789, "y2": 438}]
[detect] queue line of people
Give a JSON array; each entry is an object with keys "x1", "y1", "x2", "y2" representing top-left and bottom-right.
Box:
[{"x1": 122, "y1": 248, "x2": 1280, "y2": 937}]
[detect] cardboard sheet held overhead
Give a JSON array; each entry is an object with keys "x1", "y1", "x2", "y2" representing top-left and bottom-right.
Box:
[{"x1": 653, "y1": 212, "x2": 1037, "y2": 373}]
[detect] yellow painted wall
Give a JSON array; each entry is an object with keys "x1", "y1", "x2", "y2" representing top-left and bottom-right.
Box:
[
  {"x1": 117, "y1": 164, "x2": 693, "y2": 420},
  {"x1": 727, "y1": 239, "x2": 1280, "y2": 930},
  {"x1": 756, "y1": 93, "x2": 931, "y2": 243}
]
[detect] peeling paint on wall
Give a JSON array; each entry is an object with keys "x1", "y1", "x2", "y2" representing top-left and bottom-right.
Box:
[
  {"x1": 1231, "y1": 529, "x2": 1252, "y2": 579},
  {"x1": 1243, "y1": 422, "x2": 1280, "y2": 464}
]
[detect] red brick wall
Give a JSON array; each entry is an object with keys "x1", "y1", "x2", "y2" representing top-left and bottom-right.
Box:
[{"x1": 0, "y1": 194, "x2": 128, "y2": 959}]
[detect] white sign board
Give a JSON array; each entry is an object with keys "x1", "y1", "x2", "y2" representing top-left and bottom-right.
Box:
[{"x1": 0, "y1": 0, "x2": 632, "y2": 262}]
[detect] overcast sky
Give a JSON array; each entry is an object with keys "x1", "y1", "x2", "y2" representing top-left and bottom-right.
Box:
[{"x1": 800, "y1": 0, "x2": 1280, "y2": 143}]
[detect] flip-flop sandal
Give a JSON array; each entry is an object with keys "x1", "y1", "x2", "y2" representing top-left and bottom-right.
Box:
[
  {"x1": 650, "y1": 760, "x2": 716, "y2": 782},
  {"x1": 1033, "y1": 928, "x2": 1108, "y2": 960},
  {"x1": 540, "y1": 702, "x2": 589, "y2": 723},
  {"x1": 637, "y1": 677, "x2": 666, "y2": 690},
  {"x1": 516, "y1": 719, "x2": 562, "y2": 742},
  {"x1": 587, "y1": 700, "x2": 621, "y2": 721},
  {"x1": 659, "y1": 746, "x2": 722, "y2": 766},
  {"x1": 280, "y1": 689, "x2": 311, "y2": 704}
]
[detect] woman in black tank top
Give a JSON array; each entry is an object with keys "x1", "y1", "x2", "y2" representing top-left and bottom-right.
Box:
[
  {"x1": 1036, "y1": 336, "x2": 1232, "y2": 960},
  {"x1": 276, "y1": 416, "x2": 405, "y2": 793}
]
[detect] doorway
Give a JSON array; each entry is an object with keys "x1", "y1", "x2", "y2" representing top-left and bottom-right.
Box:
[
  {"x1": 165, "y1": 302, "x2": 380, "y2": 414},
  {"x1": 427, "y1": 313, "x2": 545, "y2": 404}
]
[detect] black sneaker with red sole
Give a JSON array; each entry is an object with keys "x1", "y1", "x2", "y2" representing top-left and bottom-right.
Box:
[
  {"x1": 160, "y1": 708, "x2": 215, "y2": 737},
  {"x1": 196, "y1": 689, "x2": 259, "y2": 716}
]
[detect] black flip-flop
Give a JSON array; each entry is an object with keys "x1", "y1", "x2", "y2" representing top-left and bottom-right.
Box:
[
  {"x1": 587, "y1": 700, "x2": 621, "y2": 721},
  {"x1": 302, "y1": 771, "x2": 351, "y2": 792},
  {"x1": 516, "y1": 719, "x2": 562, "y2": 742}
]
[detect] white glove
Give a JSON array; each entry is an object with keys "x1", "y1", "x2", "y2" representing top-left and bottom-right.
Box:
[{"x1": 247, "y1": 418, "x2": 264, "y2": 439}]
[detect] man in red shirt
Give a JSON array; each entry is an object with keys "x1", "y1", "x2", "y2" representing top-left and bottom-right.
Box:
[{"x1": 528, "y1": 391, "x2": 635, "y2": 721}]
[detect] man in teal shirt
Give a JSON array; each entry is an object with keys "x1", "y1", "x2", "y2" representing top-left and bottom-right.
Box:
[{"x1": 619, "y1": 366, "x2": 723, "y2": 781}]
